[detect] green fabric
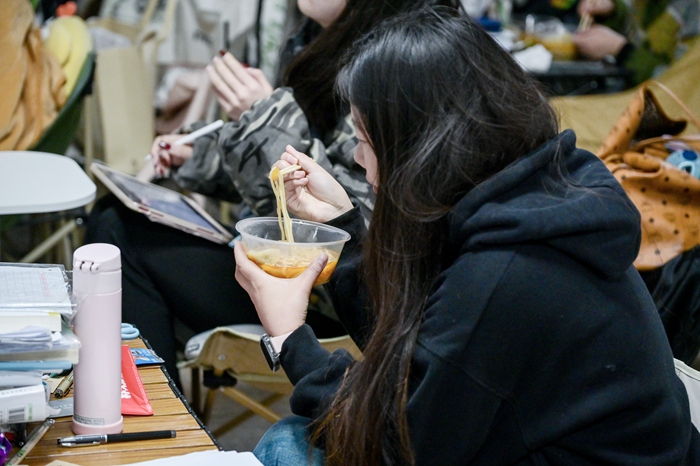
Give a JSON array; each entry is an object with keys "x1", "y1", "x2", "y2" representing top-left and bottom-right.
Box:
[
  {"x1": 30, "y1": 52, "x2": 95, "y2": 155},
  {"x1": 635, "y1": 0, "x2": 670, "y2": 28},
  {"x1": 600, "y1": 0, "x2": 635, "y2": 38},
  {"x1": 550, "y1": 0, "x2": 576, "y2": 9},
  {"x1": 625, "y1": 43, "x2": 672, "y2": 85},
  {"x1": 622, "y1": 0, "x2": 697, "y2": 85},
  {"x1": 646, "y1": 13, "x2": 683, "y2": 58}
]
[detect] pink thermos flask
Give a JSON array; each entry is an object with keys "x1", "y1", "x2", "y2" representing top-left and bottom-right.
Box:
[{"x1": 71, "y1": 243, "x2": 124, "y2": 435}]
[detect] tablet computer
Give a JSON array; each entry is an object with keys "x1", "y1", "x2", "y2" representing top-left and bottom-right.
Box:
[{"x1": 90, "y1": 163, "x2": 234, "y2": 245}]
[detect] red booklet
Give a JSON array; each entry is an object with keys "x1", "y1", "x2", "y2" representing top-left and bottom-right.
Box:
[{"x1": 121, "y1": 345, "x2": 153, "y2": 416}]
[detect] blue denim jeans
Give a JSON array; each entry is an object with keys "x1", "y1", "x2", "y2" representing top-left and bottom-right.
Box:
[{"x1": 253, "y1": 416, "x2": 325, "y2": 465}]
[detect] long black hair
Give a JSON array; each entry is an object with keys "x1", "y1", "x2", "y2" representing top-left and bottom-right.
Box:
[
  {"x1": 283, "y1": 0, "x2": 461, "y2": 135},
  {"x1": 313, "y1": 7, "x2": 559, "y2": 465}
]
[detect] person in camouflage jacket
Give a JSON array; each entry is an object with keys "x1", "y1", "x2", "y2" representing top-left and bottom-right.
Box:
[{"x1": 172, "y1": 87, "x2": 375, "y2": 221}]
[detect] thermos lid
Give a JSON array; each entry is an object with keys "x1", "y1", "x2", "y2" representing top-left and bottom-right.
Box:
[
  {"x1": 72, "y1": 244, "x2": 121, "y2": 295},
  {"x1": 73, "y1": 243, "x2": 121, "y2": 273}
]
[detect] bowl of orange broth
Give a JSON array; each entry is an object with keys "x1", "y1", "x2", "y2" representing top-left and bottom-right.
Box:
[{"x1": 235, "y1": 217, "x2": 351, "y2": 285}]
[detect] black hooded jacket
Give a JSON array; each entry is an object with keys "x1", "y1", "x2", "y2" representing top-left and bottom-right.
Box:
[{"x1": 278, "y1": 130, "x2": 700, "y2": 464}]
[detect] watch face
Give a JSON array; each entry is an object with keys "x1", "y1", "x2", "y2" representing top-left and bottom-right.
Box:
[{"x1": 260, "y1": 335, "x2": 281, "y2": 372}]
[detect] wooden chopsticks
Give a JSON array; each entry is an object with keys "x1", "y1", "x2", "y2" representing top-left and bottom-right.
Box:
[{"x1": 577, "y1": 0, "x2": 600, "y2": 32}]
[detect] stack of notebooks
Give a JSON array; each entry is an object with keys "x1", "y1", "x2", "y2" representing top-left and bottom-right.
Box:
[{"x1": 0, "y1": 263, "x2": 79, "y2": 425}]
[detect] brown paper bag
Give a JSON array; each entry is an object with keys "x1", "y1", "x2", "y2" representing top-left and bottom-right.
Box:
[
  {"x1": 92, "y1": 44, "x2": 155, "y2": 174},
  {"x1": 81, "y1": 0, "x2": 177, "y2": 174}
]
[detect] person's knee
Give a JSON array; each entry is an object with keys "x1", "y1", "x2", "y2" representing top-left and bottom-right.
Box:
[{"x1": 254, "y1": 416, "x2": 324, "y2": 465}]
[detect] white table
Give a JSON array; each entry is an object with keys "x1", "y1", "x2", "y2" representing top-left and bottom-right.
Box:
[
  {"x1": 0, "y1": 151, "x2": 96, "y2": 263},
  {"x1": 0, "y1": 151, "x2": 96, "y2": 215}
]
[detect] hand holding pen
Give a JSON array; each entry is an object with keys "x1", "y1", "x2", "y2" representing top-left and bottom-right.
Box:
[
  {"x1": 150, "y1": 135, "x2": 192, "y2": 177},
  {"x1": 149, "y1": 119, "x2": 224, "y2": 177}
]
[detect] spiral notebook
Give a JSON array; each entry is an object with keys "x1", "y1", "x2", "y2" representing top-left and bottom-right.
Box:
[{"x1": 90, "y1": 164, "x2": 234, "y2": 245}]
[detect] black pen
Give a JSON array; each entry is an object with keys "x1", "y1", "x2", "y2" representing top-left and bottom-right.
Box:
[{"x1": 57, "y1": 430, "x2": 176, "y2": 447}]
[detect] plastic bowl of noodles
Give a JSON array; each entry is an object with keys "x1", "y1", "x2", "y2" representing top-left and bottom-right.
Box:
[{"x1": 235, "y1": 217, "x2": 351, "y2": 286}]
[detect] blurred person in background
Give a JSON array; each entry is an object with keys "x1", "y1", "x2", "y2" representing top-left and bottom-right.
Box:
[{"x1": 574, "y1": 0, "x2": 700, "y2": 86}]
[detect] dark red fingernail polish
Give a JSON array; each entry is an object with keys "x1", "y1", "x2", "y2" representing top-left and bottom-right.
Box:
[
  {"x1": 242, "y1": 62, "x2": 250, "y2": 68},
  {"x1": 158, "y1": 142, "x2": 171, "y2": 150},
  {"x1": 219, "y1": 50, "x2": 227, "y2": 56}
]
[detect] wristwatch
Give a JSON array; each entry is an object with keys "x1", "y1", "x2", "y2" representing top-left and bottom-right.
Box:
[{"x1": 260, "y1": 334, "x2": 281, "y2": 372}]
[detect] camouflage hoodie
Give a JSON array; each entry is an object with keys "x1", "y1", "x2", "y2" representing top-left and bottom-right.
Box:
[{"x1": 173, "y1": 87, "x2": 374, "y2": 221}]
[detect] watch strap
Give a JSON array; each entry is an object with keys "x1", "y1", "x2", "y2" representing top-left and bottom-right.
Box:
[{"x1": 260, "y1": 334, "x2": 281, "y2": 372}]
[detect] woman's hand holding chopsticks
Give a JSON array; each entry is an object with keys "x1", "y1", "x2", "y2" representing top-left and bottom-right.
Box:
[{"x1": 275, "y1": 145, "x2": 354, "y2": 224}]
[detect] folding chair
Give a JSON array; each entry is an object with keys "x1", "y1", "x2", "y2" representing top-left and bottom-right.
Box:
[
  {"x1": 675, "y1": 359, "x2": 700, "y2": 430},
  {"x1": 180, "y1": 324, "x2": 362, "y2": 438}
]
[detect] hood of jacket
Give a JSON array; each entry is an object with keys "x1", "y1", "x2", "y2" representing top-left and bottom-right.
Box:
[{"x1": 447, "y1": 130, "x2": 641, "y2": 279}]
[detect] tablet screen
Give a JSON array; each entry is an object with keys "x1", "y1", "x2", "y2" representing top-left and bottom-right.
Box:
[{"x1": 105, "y1": 169, "x2": 218, "y2": 230}]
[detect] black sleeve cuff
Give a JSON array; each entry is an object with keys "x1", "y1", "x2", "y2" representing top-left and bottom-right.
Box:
[
  {"x1": 280, "y1": 324, "x2": 332, "y2": 385},
  {"x1": 327, "y1": 204, "x2": 366, "y2": 241}
]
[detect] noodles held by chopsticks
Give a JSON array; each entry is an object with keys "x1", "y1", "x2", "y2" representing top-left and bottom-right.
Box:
[{"x1": 269, "y1": 164, "x2": 301, "y2": 242}]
